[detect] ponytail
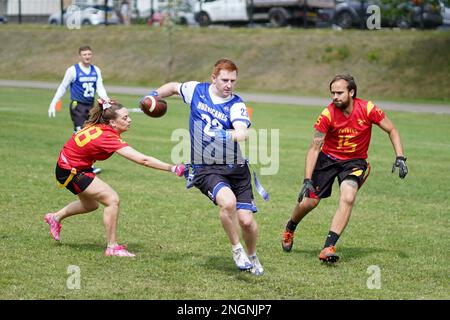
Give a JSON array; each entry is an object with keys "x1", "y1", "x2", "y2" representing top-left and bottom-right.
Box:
[{"x1": 84, "y1": 100, "x2": 125, "y2": 128}]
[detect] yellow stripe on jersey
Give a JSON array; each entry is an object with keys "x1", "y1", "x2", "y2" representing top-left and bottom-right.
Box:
[
  {"x1": 367, "y1": 101, "x2": 375, "y2": 117},
  {"x1": 350, "y1": 169, "x2": 363, "y2": 177},
  {"x1": 321, "y1": 108, "x2": 331, "y2": 122}
]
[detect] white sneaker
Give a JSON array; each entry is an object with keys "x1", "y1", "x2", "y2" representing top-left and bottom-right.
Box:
[
  {"x1": 249, "y1": 255, "x2": 264, "y2": 276},
  {"x1": 232, "y1": 247, "x2": 253, "y2": 270},
  {"x1": 92, "y1": 166, "x2": 102, "y2": 174}
]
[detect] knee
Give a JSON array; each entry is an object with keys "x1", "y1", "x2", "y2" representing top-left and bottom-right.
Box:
[
  {"x1": 239, "y1": 214, "x2": 255, "y2": 231},
  {"x1": 341, "y1": 194, "x2": 356, "y2": 206},
  {"x1": 218, "y1": 198, "x2": 236, "y2": 214},
  {"x1": 301, "y1": 198, "x2": 319, "y2": 211},
  {"x1": 105, "y1": 193, "x2": 120, "y2": 208}
]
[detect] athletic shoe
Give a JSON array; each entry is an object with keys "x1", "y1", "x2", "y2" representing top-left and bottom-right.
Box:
[
  {"x1": 249, "y1": 255, "x2": 264, "y2": 276},
  {"x1": 232, "y1": 247, "x2": 253, "y2": 270},
  {"x1": 92, "y1": 166, "x2": 102, "y2": 174},
  {"x1": 281, "y1": 230, "x2": 295, "y2": 252},
  {"x1": 104, "y1": 244, "x2": 135, "y2": 257},
  {"x1": 44, "y1": 213, "x2": 61, "y2": 241},
  {"x1": 319, "y1": 246, "x2": 339, "y2": 263}
]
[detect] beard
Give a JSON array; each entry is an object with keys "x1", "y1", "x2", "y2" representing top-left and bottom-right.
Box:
[{"x1": 333, "y1": 100, "x2": 350, "y2": 109}]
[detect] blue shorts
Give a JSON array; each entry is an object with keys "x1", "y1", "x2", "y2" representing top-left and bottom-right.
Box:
[{"x1": 192, "y1": 164, "x2": 257, "y2": 213}]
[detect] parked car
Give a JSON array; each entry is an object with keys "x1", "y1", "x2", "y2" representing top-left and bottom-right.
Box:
[
  {"x1": 321, "y1": 0, "x2": 442, "y2": 29},
  {"x1": 0, "y1": 15, "x2": 7, "y2": 24},
  {"x1": 441, "y1": 0, "x2": 450, "y2": 25},
  {"x1": 48, "y1": 5, "x2": 119, "y2": 26},
  {"x1": 146, "y1": 1, "x2": 197, "y2": 26}
]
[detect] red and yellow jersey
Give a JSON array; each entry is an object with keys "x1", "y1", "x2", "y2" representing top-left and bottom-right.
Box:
[
  {"x1": 57, "y1": 124, "x2": 128, "y2": 170},
  {"x1": 314, "y1": 98, "x2": 385, "y2": 160}
]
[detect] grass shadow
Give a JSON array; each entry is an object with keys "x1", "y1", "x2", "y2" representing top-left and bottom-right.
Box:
[
  {"x1": 290, "y1": 246, "x2": 404, "y2": 263},
  {"x1": 61, "y1": 242, "x2": 145, "y2": 253},
  {"x1": 202, "y1": 255, "x2": 261, "y2": 282}
]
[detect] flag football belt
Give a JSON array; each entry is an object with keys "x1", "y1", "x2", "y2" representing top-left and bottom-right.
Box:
[
  {"x1": 56, "y1": 168, "x2": 78, "y2": 189},
  {"x1": 182, "y1": 162, "x2": 270, "y2": 201}
]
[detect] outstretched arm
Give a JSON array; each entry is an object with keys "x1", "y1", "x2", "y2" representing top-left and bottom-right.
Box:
[
  {"x1": 152, "y1": 82, "x2": 182, "y2": 99},
  {"x1": 116, "y1": 146, "x2": 172, "y2": 171}
]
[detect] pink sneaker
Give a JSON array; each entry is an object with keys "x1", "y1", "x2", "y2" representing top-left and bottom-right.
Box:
[
  {"x1": 104, "y1": 244, "x2": 135, "y2": 257},
  {"x1": 44, "y1": 213, "x2": 61, "y2": 241}
]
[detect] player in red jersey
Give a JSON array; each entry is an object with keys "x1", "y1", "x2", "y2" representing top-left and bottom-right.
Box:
[
  {"x1": 281, "y1": 74, "x2": 408, "y2": 263},
  {"x1": 44, "y1": 99, "x2": 185, "y2": 257}
]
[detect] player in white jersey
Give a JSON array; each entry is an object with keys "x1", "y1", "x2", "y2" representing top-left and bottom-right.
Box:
[
  {"x1": 48, "y1": 45, "x2": 109, "y2": 174},
  {"x1": 146, "y1": 58, "x2": 263, "y2": 275}
]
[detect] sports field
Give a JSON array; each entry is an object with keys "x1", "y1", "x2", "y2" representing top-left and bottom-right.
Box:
[{"x1": 0, "y1": 87, "x2": 449, "y2": 299}]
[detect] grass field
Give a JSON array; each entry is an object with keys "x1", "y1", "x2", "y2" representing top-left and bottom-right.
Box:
[{"x1": 0, "y1": 87, "x2": 449, "y2": 300}]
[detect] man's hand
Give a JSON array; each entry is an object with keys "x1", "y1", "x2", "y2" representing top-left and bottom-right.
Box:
[
  {"x1": 211, "y1": 128, "x2": 232, "y2": 141},
  {"x1": 392, "y1": 156, "x2": 408, "y2": 179},
  {"x1": 48, "y1": 104, "x2": 56, "y2": 118},
  {"x1": 298, "y1": 179, "x2": 316, "y2": 203},
  {"x1": 171, "y1": 164, "x2": 186, "y2": 177}
]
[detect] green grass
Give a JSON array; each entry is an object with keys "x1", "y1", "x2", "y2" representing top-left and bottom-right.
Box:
[
  {"x1": 0, "y1": 25, "x2": 449, "y2": 103},
  {"x1": 0, "y1": 87, "x2": 449, "y2": 299}
]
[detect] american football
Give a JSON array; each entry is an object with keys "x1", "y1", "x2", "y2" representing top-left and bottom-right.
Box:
[{"x1": 140, "y1": 96, "x2": 167, "y2": 118}]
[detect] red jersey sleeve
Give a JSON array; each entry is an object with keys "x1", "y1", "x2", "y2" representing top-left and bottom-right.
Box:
[
  {"x1": 101, "y1": 132, "x2": 128, "y2": 153},
  {"x1": 367, "y1": 101, "x2": 385, "y2": 124},
  {"x1": 314, "y1": 107, "x2": 332, "y2": 133}
]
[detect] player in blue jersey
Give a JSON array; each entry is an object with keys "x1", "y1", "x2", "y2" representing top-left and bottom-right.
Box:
[
  {"x1": 147, "y1": 58, "x2": 263, "y2": 275},
  {"x1": 48, "y1": 45, "x2": 109, "y2": 174}
]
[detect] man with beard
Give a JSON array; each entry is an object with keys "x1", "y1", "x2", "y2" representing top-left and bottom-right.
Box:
[{"x1": 281, "y1": 74, "x2": 408, "y2": 263}]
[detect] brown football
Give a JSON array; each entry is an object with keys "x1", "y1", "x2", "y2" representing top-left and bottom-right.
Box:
[{"x1": 140, "y1": 96, "x2": 167, "y2": 118}]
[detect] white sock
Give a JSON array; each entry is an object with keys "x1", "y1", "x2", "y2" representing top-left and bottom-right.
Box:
[{"x1": 231, "y1": 243, "x2": 243, "y2": 252}]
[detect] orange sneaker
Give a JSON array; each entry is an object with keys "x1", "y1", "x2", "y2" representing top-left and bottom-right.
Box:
[
  {"x1": 319, "y1": 246, "x2": 339, "y2": 263},
  {"x1": 281, "y1": 230, "x2": 295, "y2": 252}
]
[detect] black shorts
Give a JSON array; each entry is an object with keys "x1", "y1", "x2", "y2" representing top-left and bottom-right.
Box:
[
  {"x1": 55, "y1": 164, "x2": 96, "y2": 195},
  {"x1": 192, "y1": 164, "x2": 257, "y2": 212},
  {"x1": 304, "y1": 152, "x2": 368, "y2": 200},
  {"x1": 69, "y1": 101, "x2": 93, "y2": 131}
]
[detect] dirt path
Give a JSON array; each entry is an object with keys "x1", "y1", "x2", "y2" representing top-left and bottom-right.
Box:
[{"x1": 2, "y1": 79, "x2": 450, "y2": 114}]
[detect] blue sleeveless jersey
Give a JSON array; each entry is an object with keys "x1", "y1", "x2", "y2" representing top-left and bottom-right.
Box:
[
  {"x1": 187, "y1": 83, "x2": 248, "y2": 165},
  {"x1": 70, "y1": 64, "x2": 98, "y2": 104}
]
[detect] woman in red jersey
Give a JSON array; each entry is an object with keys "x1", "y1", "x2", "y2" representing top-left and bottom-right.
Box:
[{"x1": 44, "y1": 99, "x2": 185, "y2": 257}]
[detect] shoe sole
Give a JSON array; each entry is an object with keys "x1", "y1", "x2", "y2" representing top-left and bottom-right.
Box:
[{"x1": 319, "y1": 255, "x2": 340, "y2": 263}]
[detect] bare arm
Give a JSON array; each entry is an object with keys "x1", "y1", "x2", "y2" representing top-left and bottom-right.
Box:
[
  {"x1": 377, "y1": 116, "x2": 405, "y2": 157},
  {"x1": 154, "y1": 82, "x2": 182, "y2": 99},
  {"x1": 115, "y1": 146, "x2": 172, "y2": 172},
  {"x1": 304, "y1": 130, "x2": 325, "y2": 179}
]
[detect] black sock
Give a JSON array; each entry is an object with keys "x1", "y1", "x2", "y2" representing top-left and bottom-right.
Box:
[
  {"x1": 324, "y1": 231, "x2": 340, "y2": 248},
  {"x1": 286, "y1": 219, "x2": 298, "y2": 232}
]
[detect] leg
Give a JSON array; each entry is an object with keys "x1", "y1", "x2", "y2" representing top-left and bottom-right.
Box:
[
  {"x1": 79, "y1": 177, "x2": 121, "y2": 246},
  {"x1": 216, "y1": 187, "x2": 253, "y2": 271},
  {"x1": 237, "y1": 209, "x2": 258, "y2": 256},
  {"x1": 330, "y1": 179, "x2": 358, "y2": 236},
  {"x1": 216, "y1": 187, "x2": 240, "y2": 246},
  {"x1": 319, "y1": 179, "x2": 358, "y2": 263},
  {"x1": 281, "y1": 197, "x2": 320, "y2": 252},
  {"x1": 53, "y1": 193, "x2": 99, "y2": 222}
]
